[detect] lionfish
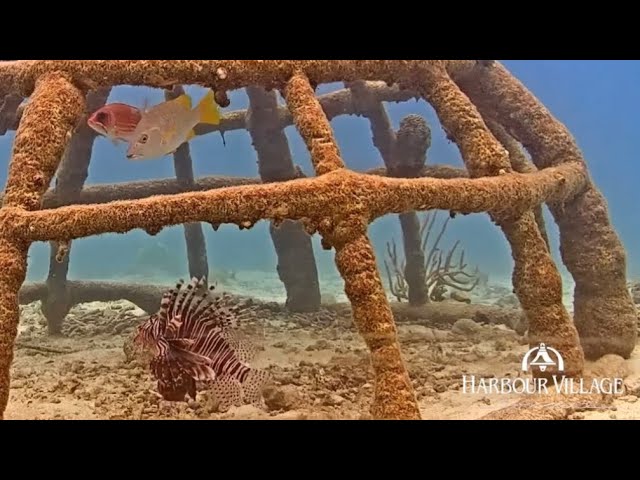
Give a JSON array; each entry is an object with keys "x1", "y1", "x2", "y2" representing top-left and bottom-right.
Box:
[{"x1": 133, "y1": 277, "x2": 270, "y2": 409}]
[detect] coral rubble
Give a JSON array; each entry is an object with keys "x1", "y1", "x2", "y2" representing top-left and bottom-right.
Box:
[{"x1": 0, "y1": 60, "x2": 628, "y2": 420}]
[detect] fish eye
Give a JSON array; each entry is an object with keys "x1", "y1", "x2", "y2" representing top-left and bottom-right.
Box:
[
  {"x1": 95, "y1": 112, "x2": 108, "y2": 122},
  {"x1": 139, "y1": 134, "x2": 149, "y2": 144}
]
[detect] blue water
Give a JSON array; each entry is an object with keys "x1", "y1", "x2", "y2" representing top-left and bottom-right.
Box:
[{"x1": 1, "y1": 60, "x2": 638, "y2": 289}]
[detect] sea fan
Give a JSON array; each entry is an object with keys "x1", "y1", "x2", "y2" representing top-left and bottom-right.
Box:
[{"x1": 134, "y1": 277, "x2": 265, "y2": 402}]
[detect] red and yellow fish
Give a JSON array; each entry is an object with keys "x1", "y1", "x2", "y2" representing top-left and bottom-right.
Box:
[{"x1": 87, "y1": 103, "x2": 142, "y2": 144}]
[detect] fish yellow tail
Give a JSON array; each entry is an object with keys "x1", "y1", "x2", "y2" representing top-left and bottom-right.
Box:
[{"x1": 196, "y1": 89, "x2": 221, "y2": 125}]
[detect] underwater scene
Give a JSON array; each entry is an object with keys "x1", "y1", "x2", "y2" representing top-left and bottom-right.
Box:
[{"x1": 0, "y1": 59, "x2": 638, "y2": 420}]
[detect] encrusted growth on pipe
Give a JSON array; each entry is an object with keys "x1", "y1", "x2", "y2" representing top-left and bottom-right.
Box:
[
  {"x1": 0, "y1": 60, "x2": 471, "y2": 99},
  {"x1": 485, "y1": 119, "x2": 550, "y2": 251},
  {"x1": 0, "y1": 164, "x2": 466, "y2": 208},
  {"x1": 3, "y1": 73, "x2": 85, "y2": 209},
  {"x1": 283, "y1": 73, "x2": 345, "y2": 175},
  {"x1": 0, "y1": 71, "x2": 84, "y2": 417},
  {"x1": 334, "y1": 230, "x2": 421, "y2": 419},
  {"x1": 417, "y1": 67, "x2": 511, "y2": 177},
  {"x1": 8, "y1": 164, "x2": 587, "y2": 243},
  {"x1": 416, "y1": 65, "x2": 584, "y2": 377},
  {"x1": 284, "y1": 73, "x2": 419, "y2": 418},
  {"x1": 452, "y1": 61, "x2": 637, "y2": 360}
]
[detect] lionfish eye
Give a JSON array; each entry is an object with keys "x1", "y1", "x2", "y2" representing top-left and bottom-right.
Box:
[{"x1": 139, "y1": 134, "x2": 149, "y2": 144}]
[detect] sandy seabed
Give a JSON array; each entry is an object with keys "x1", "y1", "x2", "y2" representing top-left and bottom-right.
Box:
[{"x1": 6, "y1": 271, "x2": 640, "y2": 420}]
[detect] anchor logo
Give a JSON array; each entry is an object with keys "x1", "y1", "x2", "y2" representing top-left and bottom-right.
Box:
[{"x1": 521, "y1": 343, "x2": 564, "y2": 373}]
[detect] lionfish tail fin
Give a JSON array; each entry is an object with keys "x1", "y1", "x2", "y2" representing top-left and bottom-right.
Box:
[
  {"x1": 207, "y1": 368, "x2": 271, "y2": 412},
  {"x1": 242, "y1": 368, "x2": 272, "y2": 406},
  {"x1": 208, "y1": 375, "x2": 244, "y2": 412}
]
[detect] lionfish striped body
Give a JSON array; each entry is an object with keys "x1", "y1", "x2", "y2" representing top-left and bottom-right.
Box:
[{"x1": 134, "y1": 277, "x2": 268, "y2": 405}]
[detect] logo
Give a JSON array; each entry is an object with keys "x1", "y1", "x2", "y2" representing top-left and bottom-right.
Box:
[
  {"x1": 461, "y1": 342, "x2": 624, "y2": 396},
  {"x1": 521, "y1": 343, "x2": 564, "y2": 373}
]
